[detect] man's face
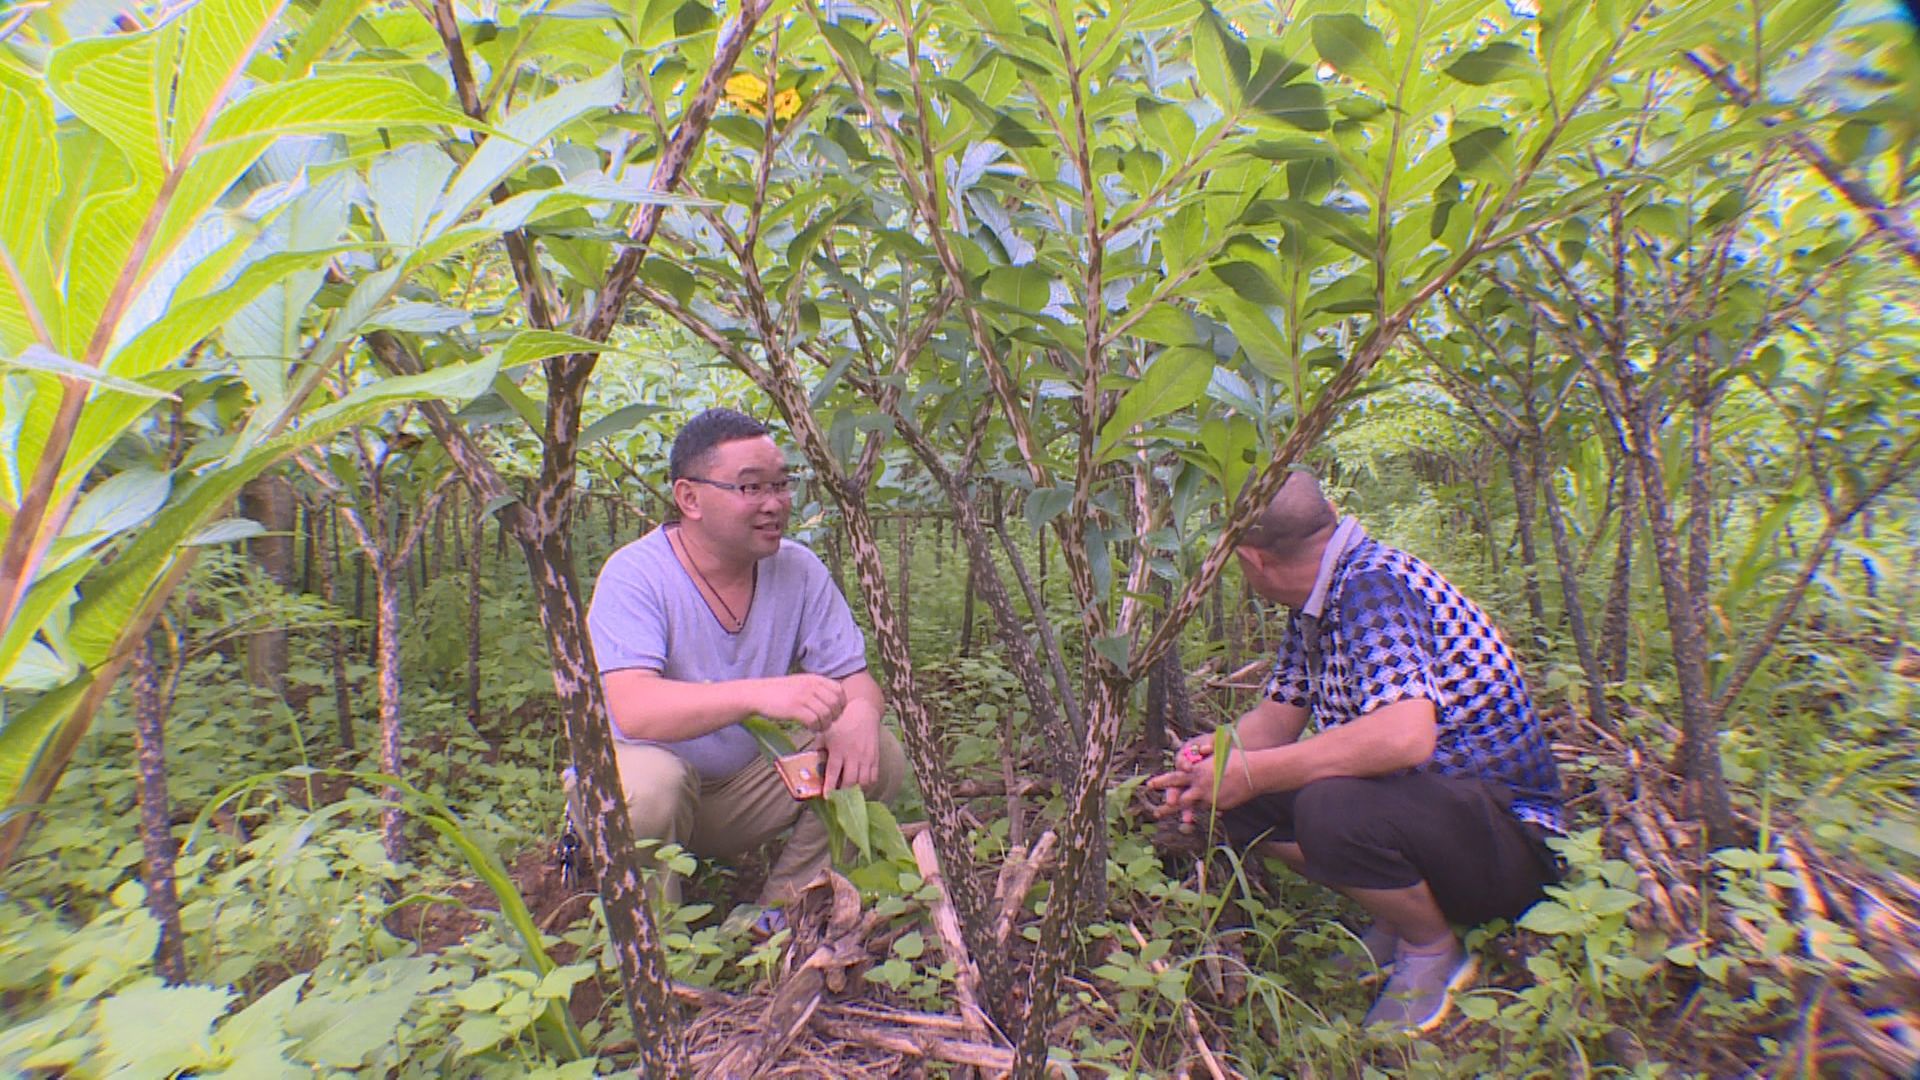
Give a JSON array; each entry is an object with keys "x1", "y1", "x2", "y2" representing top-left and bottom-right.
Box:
[
  {"x1": 1234, "y1": 545, "x2": 1305, "y2": 607},
  {"x1": 678, "y1": 435, "x2": 793, "y2": 560}
]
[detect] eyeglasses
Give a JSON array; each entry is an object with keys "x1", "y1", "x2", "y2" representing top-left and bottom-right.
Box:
[{"x1": 682, "y1": 474, "x2": 801, "y2": 500}]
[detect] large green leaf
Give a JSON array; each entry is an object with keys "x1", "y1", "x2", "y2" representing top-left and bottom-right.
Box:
[
  {"x1": 0, "y1": 674, "x2": 92, "y2": 820},
  {"x1": 0, "y1": 64, "x2": 60, "y2": 357},
  {"x1": 426, "y1": 66, "x2": 626, "y2": 241},
  {"x1": 202, "y1": 75, "x2": 480, "y2": 152},
  {"x1": 1192, "y1": 4, "x2": 1251, "y2": 111},
  {"x1": 96, "y1": 980, "x2": 237, "y2": 1080},
  {"x1": 1096, "y1": 345, "x2": 1215, "y2": 457}
]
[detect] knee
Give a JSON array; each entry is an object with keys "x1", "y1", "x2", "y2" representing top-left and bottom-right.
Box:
[
  {"x1": 616, "y1": 748, "x2": 696, "y2": 840},
  {"x1": 1292, "y1": 777, "x2": 1392, "y2": 856}
]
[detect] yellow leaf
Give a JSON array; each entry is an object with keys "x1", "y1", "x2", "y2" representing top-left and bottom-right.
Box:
[
  {"x1": 724, "y1": 72, "x2": 769, "y2": 117},
  {"x1": 773, "y1": 88, "x2": 801, "y2": 121}
]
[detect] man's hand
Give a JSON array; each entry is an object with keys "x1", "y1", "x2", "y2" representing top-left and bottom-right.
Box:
[
  {"x1": 819, "y1": 705, "x2": 881, "y2": 792},
  {"x1": 754, "y1": 674, "x2": 847, "y2": 731},
  {"x1": 1147, "y1": 745, "x2": 1258, "y2": 824}
]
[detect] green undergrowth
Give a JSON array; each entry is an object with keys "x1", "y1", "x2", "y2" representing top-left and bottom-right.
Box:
[{"x1": 3, "y1": 552, "x2": 1914, "y2": 1076}]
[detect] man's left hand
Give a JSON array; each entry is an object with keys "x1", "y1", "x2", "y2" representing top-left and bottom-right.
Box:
[
  {"x1": 1146, "y1": 747, "x2": 1258, "y2": 822},
  {"x1": 819, "y1": 705, "x2": 881, "y2": 792}
]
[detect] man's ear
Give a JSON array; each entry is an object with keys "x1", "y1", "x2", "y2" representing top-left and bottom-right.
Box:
[{"x1": 672, "y1": 479, "x2": 701, "y2": 521}]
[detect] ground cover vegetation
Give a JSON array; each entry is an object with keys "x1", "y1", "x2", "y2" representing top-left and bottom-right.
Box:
[{"x1": 1, "y1": 0, "x2": 1917, "y2": 1074}]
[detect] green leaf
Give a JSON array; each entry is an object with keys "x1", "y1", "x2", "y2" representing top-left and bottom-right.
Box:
[
  {"x1": 0, "y1": 555, "x2": 94, "y2": 691},
  {"x1": 453, "y1": 1014, "x2": 512, "y2": 1058},
  {"x1": 0, "y1": 64, "x2": 60, "y2": 357},
  {"x1": 1192, "y1": 4, "x2": 1251, "y2": 109},
  {"x1": 428, "y1": 66, "x2": 626, "y2": 240},
  {"x1": 981, "y1": 265, "x2": 1052, "y2": 312},
  {"x1": 1091, "y1": 633, "x2": 1132, "y2": 674},
  {"x1": 96, "y1": 979, "x2": 236, "y2": 1080},
  {"x1": 209, "y1": 974, "x2": 305, "y2": 1071},
  {"x1": 501, "y1": 330, "x2": 613, "y2": 368},
  {"x1": 203, "y1": 75, "x2": 482, "y2": 151},
  {"x1": 4, "y1": 346, "x2": 177, "y2": 400},
  {"x1": 827, "y1": 787, "x2": 872, "y2": 860},
  {"x1": 534, "y1": 963, "x2": 596, "y2": 1001},
  {"x1": 1517, "y1": 901, "x2": 1583, "y2": 935},
  {"x1": 1310, "y1": 14, "x2": 1390, "y2": 88},
  {"x1": 1444, "y1": 41, "x2": 1531, "y2": 85},
  {"x1": 1025, "y1": 486, "x2": 1075, "y2": 531},
  {"x1": 0, "y1": 674, "x2": 91, "y2": 809},
  {"x1": 1211, "y1": 261, "x2": 1288, "y2": 307},
  {"x1": 368, "y1": 145, "x2": 459, "y2": 249},
  {"x1": 361, "y1": 302, "x2": 472, "y2": 334},
  {"x1": 286, "y1": 959, "x2": 432, "y2": 1068},
  {"x1": 186, "y1": 518, "x2": 266, "y2": 546},
  {"x1": 1097, "y1": 346, "x2": 1214, "y2": 455},
  {"x1": 1449, "y1": 124, "x2": 1513, "y2": 181},
  {"x1": 1135, "y1": 97, "x2": 1197, "y2": 162},
  {"x1": 893, "y1": 931, "x2": 926, "y2": 960},
  {"x1": 580, "y1": 403, "x2": 669, "y2": 447}
]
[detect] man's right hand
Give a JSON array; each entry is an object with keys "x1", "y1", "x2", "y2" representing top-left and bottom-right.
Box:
[{"x1": 754, "y1": 674, "x2": 847, "y2": 731}]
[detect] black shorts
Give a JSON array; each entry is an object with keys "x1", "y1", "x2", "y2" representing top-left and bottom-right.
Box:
[{"x1": 1217, "y1": 772, "x2": 1562, "y2": 927}]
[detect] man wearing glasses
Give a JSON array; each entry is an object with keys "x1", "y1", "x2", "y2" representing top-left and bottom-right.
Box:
[{"x1": 582, "y1": 408, "x2": 906, "y2": 925}]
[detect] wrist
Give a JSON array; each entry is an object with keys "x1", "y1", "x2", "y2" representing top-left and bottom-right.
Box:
[{"x1": 836, "y1": 698, "x2": 881, "y2": 729}]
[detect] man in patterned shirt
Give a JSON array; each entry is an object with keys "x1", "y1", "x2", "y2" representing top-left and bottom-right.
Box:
[{"x1": 1150, "y1": 470, "x2": 1564, "y2": 1033}]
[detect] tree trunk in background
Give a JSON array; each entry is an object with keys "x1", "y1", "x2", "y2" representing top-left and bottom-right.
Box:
[
  {"x1": 1505, "y1": 448, "x2": 1549, "y2": 651},
  {"x1": 1624, "y1": 396, "x2": 1740, "y2": 846},
  {"x1": 1602, "y1": 446, "x2": 1639, "y2": 682},
  {"x1": 1687, "y1": 356, "x2": 1717, "y2": 665},
  {"x1": 991, "y1": 513, "x2": 1086, "y2": 783},
  {"x1": 374, "y1": 559, "x2": 407, "y2": 862},
  {"x1": 241, "y1": 474, "x2": 294, "y2": 694},
  {"x1": 316, "y1": 505, "x2": 355, "y2": 752},
  {"x1": 1143, "y1": 576, "x2": 1193, "y2": 753},
  {"x1": 300, "y1": 505, "x2": 316, "y2": 594},
  {"x1": 897, "y1": 514, "x2": 912, "y2": 646},
  {"x1": 1228, "y1": 581, "x2": 1247, "y2": 674},
  {"x1": 132, "y1": 636, "x2": 187, "y2": 985},
  {"x1": 467, "y1": 506, "x2": 485, "y2": 733},
  {"x1": 450, "y1": 490, "x2": 465, "y2": 571},
  {"x1": 826, "y1": 521, "x2": 846, "y2": 595},
  {"x1": 1532, "y1": 434, "x2": 1613, "y2": 731},
  {"x1": 958, "y1": 560, "x2": 976, "y2": 658},
  {"x1": 353, "y1": 539, "x2": 367, "y2": 656},
  {"x1": 1470, "y1": 452, "x2": 1504, "y2": 579}
]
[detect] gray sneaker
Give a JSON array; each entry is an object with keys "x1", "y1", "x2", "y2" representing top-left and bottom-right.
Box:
[
  {"x1": 1330, "y1": 922, "x2": 1399, "y2": 979},
  {"x1": 1362, "y1": 941, "x2": 1478, "y2": 1033}
]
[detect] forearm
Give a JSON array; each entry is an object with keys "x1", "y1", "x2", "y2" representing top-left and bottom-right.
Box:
[
  {"x1": 1241, "y1": 698, "x2": 1437, "y2": 794},
  {"x1": 603, "y1": 673, "x2": 769, "y2": 742},
  {"x1": 1232, "y1": 697, "x2": 1310, "y2": 751}
]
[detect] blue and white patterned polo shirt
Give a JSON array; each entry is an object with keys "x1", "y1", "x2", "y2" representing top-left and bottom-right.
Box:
[{"x1": 1264, "y1": 526, "x2": 1565, "y2": 834}]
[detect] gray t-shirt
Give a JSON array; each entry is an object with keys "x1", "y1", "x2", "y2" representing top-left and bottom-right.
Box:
[{"x1": 586, "y1": 525, "x2": 869, "y2": 779}]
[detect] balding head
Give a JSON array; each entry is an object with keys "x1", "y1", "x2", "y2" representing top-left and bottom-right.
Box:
[{"x1": 1241, "y1": 470, "x2": 1337, "y2": 562}]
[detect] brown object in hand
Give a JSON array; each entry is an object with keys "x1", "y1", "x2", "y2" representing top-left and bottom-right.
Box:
[{"x1": 775, "y1": 749, "x2": 827, "y2": 800}]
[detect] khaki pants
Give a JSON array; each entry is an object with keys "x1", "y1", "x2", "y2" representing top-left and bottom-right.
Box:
[{"x1": 574, "y1": 728, "x2": 908, "y2": 908}]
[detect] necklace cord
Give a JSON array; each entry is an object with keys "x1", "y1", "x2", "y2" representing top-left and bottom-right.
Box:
[{"x1": 671, "y1": 527, "x2": 754, "y2": 630}]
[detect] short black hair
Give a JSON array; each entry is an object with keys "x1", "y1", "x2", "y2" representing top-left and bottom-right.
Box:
[{"x1": 669, "y1": 408, "x2": 771, "y2": 480}]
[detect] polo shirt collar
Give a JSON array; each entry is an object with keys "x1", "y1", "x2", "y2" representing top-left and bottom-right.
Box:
[{"x1": 1301, "y1": 516, "x2": 1365, "y2": 619}]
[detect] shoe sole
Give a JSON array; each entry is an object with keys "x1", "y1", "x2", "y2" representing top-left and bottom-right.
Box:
[{"x1": 1407, "y1": 954, "x2": 1480, "y2": 1034}]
